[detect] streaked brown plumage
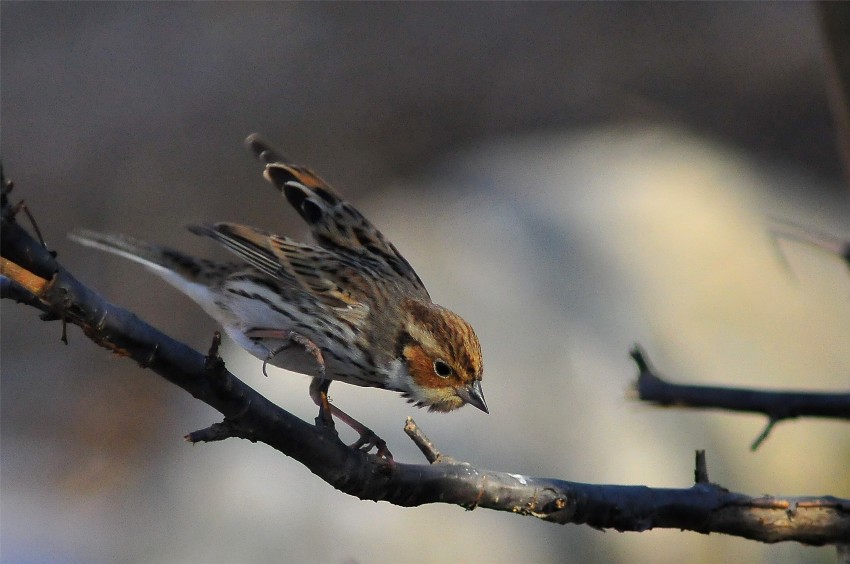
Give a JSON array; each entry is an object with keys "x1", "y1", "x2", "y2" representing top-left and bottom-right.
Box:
[{"x1": 71, "y1": 134, "x2": 487, "y2": 458}]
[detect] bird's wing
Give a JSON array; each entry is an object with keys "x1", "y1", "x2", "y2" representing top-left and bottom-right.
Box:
[
  {"x1": 190, "y1": 222, "x2": 380, "y2": 314},
  {"x1": 245, "y1": 134, "x2": 430, "y2": 300}
]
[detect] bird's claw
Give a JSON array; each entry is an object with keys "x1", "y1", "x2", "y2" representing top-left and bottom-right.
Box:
[
  {"x1": 350, "y1": 429, "x2": 393, "y2": 461},
  {"x1": 315, "y1": 404, "x2": 338, "y2": 435}
]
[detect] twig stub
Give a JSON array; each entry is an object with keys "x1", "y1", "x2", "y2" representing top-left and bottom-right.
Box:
[{"x1": 404, "y1": 417, "x2": 443, "y2": 464}]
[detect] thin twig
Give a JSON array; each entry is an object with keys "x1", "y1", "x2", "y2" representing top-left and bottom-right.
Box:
[
  {"x1": 694, "y1": 450, "x2": 709, "y2": 485},
  {"x1": 404, "y1": 417, "x2": 442, "y2": 463}
]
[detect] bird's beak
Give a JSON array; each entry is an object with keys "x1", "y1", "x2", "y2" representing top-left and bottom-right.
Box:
[{"x1": 457, "y1": 381, "x2": 489, "y2": 414}]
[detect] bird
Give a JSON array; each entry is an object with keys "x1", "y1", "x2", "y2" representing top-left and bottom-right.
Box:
[{"x1": 70, "y1": 134, "x2": 487, "y2": 459}]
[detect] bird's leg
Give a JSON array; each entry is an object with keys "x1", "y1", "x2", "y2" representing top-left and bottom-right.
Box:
[
  {"x1": 248, "y1": 328, "x2": 333, "y2": 428},
  {"x1": 309, "y1": 377, "x2": 393, "y2": 461},
  {"x1": 308, "y1": 377, "x2": 336, "y2": 429},
  {"x1": 246, "y1": 328, "x2": 326, "y2": 379},
  {"x1": 245, "y1": 328, "x2": 391, "y2": 459}
]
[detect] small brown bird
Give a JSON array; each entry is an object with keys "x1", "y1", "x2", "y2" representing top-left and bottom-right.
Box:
[{"x1": 71, "y1": 135, "x2": 486, "y2": 458}]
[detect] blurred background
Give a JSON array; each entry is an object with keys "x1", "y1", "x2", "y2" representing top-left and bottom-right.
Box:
[{"x1": 2, "y1": 3, "x2": 849, "y2": 563}]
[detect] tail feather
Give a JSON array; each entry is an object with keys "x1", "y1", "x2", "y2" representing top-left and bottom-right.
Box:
[{"x1": 68, "y1": 229, "x2": 230, "y2": 285}]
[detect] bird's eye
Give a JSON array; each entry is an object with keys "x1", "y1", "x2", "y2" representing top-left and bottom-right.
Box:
[{"x1": 433, "y1": 359, "x2": 452, "y2": 378}]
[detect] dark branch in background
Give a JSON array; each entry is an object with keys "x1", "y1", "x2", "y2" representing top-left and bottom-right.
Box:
[
  {"x1": 818, "y1": 1, "x2": 850, "y2": 189},
  {"x1": 631, "y1": 347, "x2": 850, "y2": 450},
  {"x1": 768, "y1": 219, "x2": 850, "y2": 273},
  {"x1": 2, "y1": 172, "x2": 849, "y2": 546}
]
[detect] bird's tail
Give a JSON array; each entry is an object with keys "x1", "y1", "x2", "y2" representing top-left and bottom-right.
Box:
[{"x1": 69, "y1": 228, "x2": 236, "y2": 291}]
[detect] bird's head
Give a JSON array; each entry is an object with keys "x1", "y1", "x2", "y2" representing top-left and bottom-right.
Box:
[{"x1": 396, "y1": 299, "x2": 487, "y2": 413}]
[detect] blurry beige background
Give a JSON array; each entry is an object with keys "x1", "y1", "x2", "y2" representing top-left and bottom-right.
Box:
[{"x1": 2, "y1": 3, "x2": 849, "y2": 563}]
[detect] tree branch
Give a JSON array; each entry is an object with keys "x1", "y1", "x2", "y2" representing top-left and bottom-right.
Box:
[
  {"x1": 631, "y1": 346, "x2": 850, "y2": 450},
  {"x1": 768, "y1": 219, "x2": 850, "y2": 273},
  {"x1": 3, "y1": 171, "x2": 849, "y2": 546},
  {"x1": 818, "y1": 1, "x2": 850, "y2": 190}
]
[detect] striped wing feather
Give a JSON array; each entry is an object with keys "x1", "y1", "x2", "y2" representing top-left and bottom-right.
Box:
[
  {"x1": 189, "y1": 223, "x2": 371, "y2": 311},
  {"x1": 245, "y1": 136, "x2": 428, "y2": 299}
]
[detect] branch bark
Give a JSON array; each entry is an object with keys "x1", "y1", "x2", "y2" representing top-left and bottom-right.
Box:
[
  {"x1": 631, "y1": 347, "x2": 850, "y2": 450},
  {"x1": 2, "y1": 173, "x2": 849, "y2": 546}
]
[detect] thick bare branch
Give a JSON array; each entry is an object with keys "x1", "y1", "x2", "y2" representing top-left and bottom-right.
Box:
[
  {"x1": 3, "y1": 174, "x2": 849, "y2": 546},
  {"x1": 631, "y1": 346, "x2": 850, "y2": 449}
]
